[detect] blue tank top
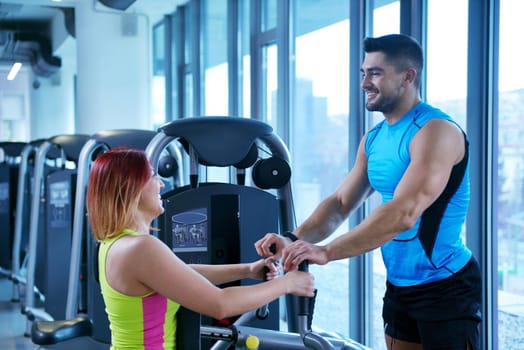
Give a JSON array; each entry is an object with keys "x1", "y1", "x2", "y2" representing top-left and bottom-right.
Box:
[{"x1": 365, "y1": 102, "x2": 472, "y2": 286}]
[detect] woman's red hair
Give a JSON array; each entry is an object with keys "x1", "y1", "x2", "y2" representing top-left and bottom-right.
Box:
[{"x1": 86, "y1": 147, "x2": 152, "y2": 240}]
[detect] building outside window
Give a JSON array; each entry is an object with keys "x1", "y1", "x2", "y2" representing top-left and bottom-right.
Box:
[
  {"x1": 496, "y1": 1, "x2": 524, "y2": 348},
  {"x1": 291, "y1": 0, "x2": 350, "y2": 338}
]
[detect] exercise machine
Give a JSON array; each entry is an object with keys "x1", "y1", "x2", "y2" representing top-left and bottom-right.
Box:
[
  {"x1": 21, "y1": 134, "x2": 91, "y2": 335},
  {"x1": 145, "y1": 117, "x2": 371, "y2": 350},
  {"x1": 10, "y1": 139, "x2": 51, "y2": 303}
]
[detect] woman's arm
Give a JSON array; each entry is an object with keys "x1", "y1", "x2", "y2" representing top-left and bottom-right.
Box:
[
  {"x1": 189, "y1": 258, "x2": 280, "y2": 285},
  {"x1": 124, "y1": 235, "x2": 314, "y2": 320}
]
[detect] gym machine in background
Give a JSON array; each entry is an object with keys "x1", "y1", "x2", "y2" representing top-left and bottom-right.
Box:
[
  {"x1": 30, "y1": 129, "x2": 182, "y2": 350},
  {"x1": 20, "y1": 134, "x2": 91, "y2": 334},
  {"x1": 10, "y1": 139, "x2": 51, "y2": 302}
]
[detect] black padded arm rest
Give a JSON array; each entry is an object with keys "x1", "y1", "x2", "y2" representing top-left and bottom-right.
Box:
[
  {"x1": 158, "y1": 117, "x2": 273, "y2": 167},
  {"x1": 31, "y1": 316, "x2": 93, "y2": 345}
]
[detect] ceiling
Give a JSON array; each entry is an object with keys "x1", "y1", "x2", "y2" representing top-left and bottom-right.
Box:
[{"x1": 0, "y1": 0, "x2": 182, "y2": 77}]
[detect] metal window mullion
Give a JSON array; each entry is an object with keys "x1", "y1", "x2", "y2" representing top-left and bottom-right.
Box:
[
  {"x1": 227, "y1": 0, "x2": 239, "y2": 117},
  {"x1": 349, "y1": 0, "x2": 369, "y2": 345},
  {"x1": 250, "y1": 0, "x2": 262, "y2": 120},
  {"x1": 277, "y1": 0, "x2": 291, "y2": 144},
  {"x1": 466, "y1": 0, "x2": 497, "y2": 349},
  {"x1": 164, "y1": 15, "x2": 174, "y2": 122},
  {"x1": 400, "y1": 0, "x2": 427, "y2": 100},
  {"x1": 191, "y1": 0, "x2": 202, "y2": 117}
]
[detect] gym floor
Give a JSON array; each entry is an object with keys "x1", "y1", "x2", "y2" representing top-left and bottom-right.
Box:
[{"x1": 0, "y1": 277, "x2": 34, "y2": 350}]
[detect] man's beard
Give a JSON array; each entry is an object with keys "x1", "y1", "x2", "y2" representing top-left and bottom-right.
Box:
[{"x1": 365, "y1": 91, "x2": 401, "y2": 114}]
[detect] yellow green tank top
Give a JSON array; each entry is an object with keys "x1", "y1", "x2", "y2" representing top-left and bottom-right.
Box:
[{"x1": 98, "y1": 229, "x2": 180, "y2": 349}]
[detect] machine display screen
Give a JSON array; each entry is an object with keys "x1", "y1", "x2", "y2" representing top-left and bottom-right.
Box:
[
  {"x1": 171, "y1": 207, "x2": 208, "y2": 253},
  {"x1": 48, "y1": 180, "x2": 70, "y2": 228}
]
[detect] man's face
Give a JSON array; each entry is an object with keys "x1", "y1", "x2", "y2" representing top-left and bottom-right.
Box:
[{"x1": 360, "y1": 51, "x2": 406, "y2": 114}]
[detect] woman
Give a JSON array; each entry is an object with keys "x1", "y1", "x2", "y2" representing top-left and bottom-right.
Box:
[{"x1": 86, "y1": 147, "x2": 314, "y2": 350}]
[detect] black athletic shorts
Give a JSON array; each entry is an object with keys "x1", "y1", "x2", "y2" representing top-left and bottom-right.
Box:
[{"x1": 382, "y1": 256, "x2": 482, "y2": 350}]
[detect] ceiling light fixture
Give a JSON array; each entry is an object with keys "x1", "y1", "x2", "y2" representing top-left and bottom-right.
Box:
[{"x1": 7, "y1": 62, "x2": 23, "y2": 81}]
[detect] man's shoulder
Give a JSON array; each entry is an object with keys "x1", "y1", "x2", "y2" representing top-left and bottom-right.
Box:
[{"x1": 414, "y1": 102, "x2": 453, "y2": 124}]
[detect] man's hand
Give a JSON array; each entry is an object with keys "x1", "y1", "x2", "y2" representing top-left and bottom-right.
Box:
[
  {"x1": 281, "y1": 240, "x2": 329, "y2": 272},
  {"x1": 254, "y1": 233, "x2": 291, "y2": 259}
]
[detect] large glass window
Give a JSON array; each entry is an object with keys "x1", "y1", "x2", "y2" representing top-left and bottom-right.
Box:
[
  {"x1": 372, "y1": 1, "x2": 400, "y2": 37},
  {"x1": 257, "y1": 0, "x2": 278, "y2": 129},
  {"x1": 426, "y1": 0, "x2": 468, "y2": 129},
  {"x1": 169, "y1": 1, "x2": 520, "y2": 348},
  {"x1": 203, "y1": 0, "x2": 228, "y2": 115},
  {"x1": 202, "y1": 0, "x2": 230, "y2": 182},
  {"x1": 497, "y1": 1, "x2": 524, "y2": 348},
  {"x1": 262, "y1": 45, "x2": 277, "y2": 127},
  {"x1": 152, "y1": 21, "x2": 167, "y2": 129},
  {"x1": 262, "y1": 0, "x2": 277, "y2": 31},
  {"x1": 291, "y1": 0, "x2": 350, "y2": 337}
]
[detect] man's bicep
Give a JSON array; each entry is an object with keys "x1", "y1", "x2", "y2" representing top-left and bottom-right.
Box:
[
  {"x1": 394, "y1": 158, "x2": 451, "y2": 213},
  {"x1": 394, "y1": 122, "x2": 463, "y2": 212}
]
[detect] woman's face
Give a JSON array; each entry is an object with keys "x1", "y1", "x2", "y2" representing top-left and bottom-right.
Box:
[{"x1": 137, "y1": 171, "x2": 165, "y2": 218}]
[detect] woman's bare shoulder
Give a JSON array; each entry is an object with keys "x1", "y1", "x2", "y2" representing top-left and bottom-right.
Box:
[{"x1": 112, "y1": 233, "x2": 168, "y2": 259}]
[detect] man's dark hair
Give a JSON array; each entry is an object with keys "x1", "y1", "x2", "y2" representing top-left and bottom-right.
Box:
[{"x1": 363, "y1": 34, "x2": 423, "y2": 88}]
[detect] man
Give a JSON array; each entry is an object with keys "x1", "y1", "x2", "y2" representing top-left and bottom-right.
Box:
[{"x1": 255, "y1": 34, "x2": 481, "y2": 350}]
